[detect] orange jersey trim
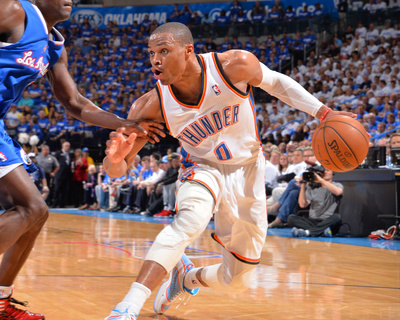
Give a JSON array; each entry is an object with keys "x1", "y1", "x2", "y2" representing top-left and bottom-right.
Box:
[
  {"x1": 167, "y1": 55, "x2": 207, "y2": 109},
  {"x1": 211, "y1": 52, "x2": 250, "y2": 99},
  {"x1": 156, "y1": 82, "x2": 171, "y2": 132},
  {"x1": 248, "y1": 89, "x2": 263, "y2": 145},
  {"x1": 211, "y1": 233, "x2": 260, "y2": 265}
]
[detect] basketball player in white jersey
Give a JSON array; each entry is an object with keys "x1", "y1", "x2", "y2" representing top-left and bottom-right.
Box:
[{"x1": 103, "y1": 23, "x2": 354, "y2": 320}]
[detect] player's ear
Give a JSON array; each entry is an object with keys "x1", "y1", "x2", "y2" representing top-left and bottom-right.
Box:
[{"x1": 185, "y1": 44, "x2": 194, "y2": 56}]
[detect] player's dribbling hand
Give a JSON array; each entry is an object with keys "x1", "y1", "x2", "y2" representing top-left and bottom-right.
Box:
[
  {"x1": 105, "y1": 128, "x2": 136, "y2": 164},
  {"x1": 123, "y1": 119, "x2": 166, "y2": 144},
  {"x1": 325, "y1": 109, "x2": 356, "y2": 120}
]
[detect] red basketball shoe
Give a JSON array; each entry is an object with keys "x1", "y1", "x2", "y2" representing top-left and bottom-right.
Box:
[{"x1": 0, "y1": 297, "x2": 44, "y2": 320}]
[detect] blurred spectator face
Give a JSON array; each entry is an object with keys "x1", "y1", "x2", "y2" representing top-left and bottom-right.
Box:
[
  {"x1": 41, "y1": 146, "x2": 50, "y2": 156},
  {"x1": 391, "y1": 135, "x2": 400, "y2": 147},
  {"x1": 133, "y1": 156, "x2": 140, "y2": 167},
  {"x1": 150, "y1": 160, "x2": 159, "y2": 173},
  {"x1": 99, "y1": 165, "x2": 105, "y2": 174},
  {"x1": 292, "y1": 150, "x2": 303, "y2": 164},
  {"x1": 62, "y1": 142, "x2": 70, "y2": 152},
  {"x1": 270, "y1": 151, "x2": 280, "y2": 165},
  {"x1": 287, "y1": 151, "x2": 294, "y2": 164},
  {"x1": 142, "y1": 159, "x2": 150, "y2": 169},
  {"x1": 278, "y1": 142, "x2": 286, "y2": 153},
  {"x1": 38, "y1": 110, "x2": 46, "y2": 118},
  {"x1": 279, "y1": 154, "x2": 288, "y2": 168},
  {"x1": 74, "y1": 149, "x2": 82, "y2": 159},
  {"x1": 377, "y1": 122, "x2": 386, "y2": 133},
  {"x1": 171, "y1": 157, "x2": 181, "y2": 168},
  {"x1": 88, "y1": 165, "x2": 96, "y2": 175}
]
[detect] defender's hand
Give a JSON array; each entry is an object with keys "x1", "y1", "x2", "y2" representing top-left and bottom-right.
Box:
[
  {"x1": 123, "y1": 119, "x2": 166, "y2": 144},
  {"x1": 105, "y1": 128, "x2": 137, "y2": 164}
]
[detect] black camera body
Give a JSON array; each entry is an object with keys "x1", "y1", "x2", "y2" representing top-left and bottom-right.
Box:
[{"x1": 302, "y1": 165, "x2": 325, "y2": 184}]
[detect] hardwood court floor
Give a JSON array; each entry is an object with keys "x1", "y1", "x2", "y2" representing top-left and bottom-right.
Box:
[{"x1": 12, "y1": 211, "x2": 400, "y2": 320}]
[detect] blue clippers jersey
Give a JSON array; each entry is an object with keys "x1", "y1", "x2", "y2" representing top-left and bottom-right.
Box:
[{"x1": 0, "y1": 0, "x2": 64, "y2": 119}]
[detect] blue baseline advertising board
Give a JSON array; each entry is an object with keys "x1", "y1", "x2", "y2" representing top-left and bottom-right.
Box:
[{"x1": 64, "y1": 0, "x2": 337, "y2": 30}]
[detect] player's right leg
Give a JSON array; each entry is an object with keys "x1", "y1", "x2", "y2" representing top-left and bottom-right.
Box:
[
  {"x1": 0, "y1": 165, "x2": 49, "y2": 319},
  {"x1": 105, "y1": 181, "x2": 215, "y2": 319}
]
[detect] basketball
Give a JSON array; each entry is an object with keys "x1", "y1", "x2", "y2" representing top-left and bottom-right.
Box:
[{"x1": 312, "y1": 115, "x2": 369, "y2": 172}]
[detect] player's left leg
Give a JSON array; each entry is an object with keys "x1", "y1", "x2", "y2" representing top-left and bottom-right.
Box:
[
  {"x1": 0, "y1": 165, "x2": 49, "y2": 319},
  {"x1": 184, "y1": 248, "x2": 257, "y2": 293}
]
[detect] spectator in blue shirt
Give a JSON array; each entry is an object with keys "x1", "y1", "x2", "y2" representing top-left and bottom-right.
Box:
[
  {"x1": 27, "y1": 82, "x2": 42, "y2": 105},
  {"x1": 285, "y1": 6, "x2": 296, "y2": 21},
  {"x1": 16, "y1": 115, "x2": 30, "y2": 135},
  {"x1": 221, "y1": 36, "x2": 232, "y2": 51},
  {"x1": 251, "y1": 1, "x2": 266, "y2": 37},
  {"x1": 141, "y1": 14, "x2": 152, "y2": 33},
  {"x1": 268, "y1": 5, "x2": 282, "y2": 20},
  {"x1": 302, "y1": 28, "x2": 316, "y2": 46},
  {"x1": 298, "y1": 5, "x2": 311, "y2": 19},
  {"x1": 214, "y1": 10, "x2": 231, "y2": 37},
  {"x1": 314, "y1": 3, "x2": 324, "y2": 17},
  {"x1": 179, "y1": 4, "x2": 193, "y2": 25},
  {"x1": 194, "y1": 36, "x2": 206, "y2": 52},
  {"x1": 230, "y1": 0, "x2": 243, "y2": 22},
  {"x1": 29, "y1": 116, "x2": 44, "y2": 144},
  {"x1": 169, "y1": 4, "x2": 181, "y2": 23}
]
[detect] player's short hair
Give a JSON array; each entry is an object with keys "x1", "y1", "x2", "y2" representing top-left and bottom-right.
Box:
[{"x1": 151, "y1": 22, "x2": 194, "y2": 46}]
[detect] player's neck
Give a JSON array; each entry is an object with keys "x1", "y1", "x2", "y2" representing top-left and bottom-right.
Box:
[{"x1": 171, "y1": 57, "x2": 202, "y2": 103}]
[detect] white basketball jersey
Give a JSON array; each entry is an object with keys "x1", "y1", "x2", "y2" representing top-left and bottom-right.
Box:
[{"x1": 156, "y1": 52, "x2": 262, "y2": 167}]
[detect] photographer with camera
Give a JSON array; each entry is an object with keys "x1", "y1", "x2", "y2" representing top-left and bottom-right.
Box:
[{"x1": 289, "y1": 168, "x2": 343, "y2": 237}]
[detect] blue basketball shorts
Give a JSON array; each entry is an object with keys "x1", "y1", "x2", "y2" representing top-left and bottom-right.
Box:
[{"x1": 0, "y1": 120, "x2": 37, "y2": 178}]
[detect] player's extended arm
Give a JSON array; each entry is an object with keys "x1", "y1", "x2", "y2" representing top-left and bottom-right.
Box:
[
  {"x1": 47, "y1": 48, "x2": 165, "y2": 143},
  {"x1": 103, "y1": 90, "x2": 164, "y2": 178},
  {"x1": 220, "y1": 50, "x2": 355, "y2": 121}
]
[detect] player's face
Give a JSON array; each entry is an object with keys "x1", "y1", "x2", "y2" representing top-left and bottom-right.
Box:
[
  {"x1": 148, "y1": 33, "x2": 191, "y2": 85},
  {"x1": 34, "y1": 0, "x2": 72, "y2": 25}
]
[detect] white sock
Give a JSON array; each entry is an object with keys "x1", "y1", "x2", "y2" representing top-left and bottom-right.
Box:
[
  {"x1": 183, "y1": 268, "x2": 204, "y2": 290},
  {"x1": 115, "y1": 282, "x2": 151, "y2": 316},
  {"x1": 0, "y1": 286, "x2": 13, "y2": 312},
  {"x1": 0, "y1": 285, "x2": 13, "y2": 299}
]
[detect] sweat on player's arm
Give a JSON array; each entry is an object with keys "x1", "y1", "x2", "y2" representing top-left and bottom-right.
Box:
[{"x1": 103, "y1": 89, "x2": 164, "y2": 178}]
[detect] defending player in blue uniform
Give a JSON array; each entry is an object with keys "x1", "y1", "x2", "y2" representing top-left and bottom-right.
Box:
[{"x1": 0, "y1": 1, "x2": 164, "y2": 319}]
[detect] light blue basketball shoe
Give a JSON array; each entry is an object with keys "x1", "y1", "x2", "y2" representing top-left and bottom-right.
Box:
[
  {"x1": 153, "y1": 253, "x2": 199, "y2": 314},
  {"x1": 104, "y1": 307, "x2": 137, "y2": 320}
]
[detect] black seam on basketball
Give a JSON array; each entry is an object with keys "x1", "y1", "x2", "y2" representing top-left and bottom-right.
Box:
[
  {"x1": 321, "y1": 122, "x2": 344, "y2": 172},
  {"x1": 323, "y1": 125, "x2": 360, "y2": 164},
  {"x1": 322, "y1": 120, "x2": 369, "y2": 145}
]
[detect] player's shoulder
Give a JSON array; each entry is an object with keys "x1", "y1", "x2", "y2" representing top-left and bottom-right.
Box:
[
  {"x1": 216, "y1": 49, "x2": 256, "y2": 66},
  {"x1": 217, "y1": 50, "x2": 259, "y2": 78},
  {"x1": 215, "y1": 49, "x2": 260, "y2": 82},
  {"x1": 0, "y1": 0, "x2": 25, "y2": 34}
]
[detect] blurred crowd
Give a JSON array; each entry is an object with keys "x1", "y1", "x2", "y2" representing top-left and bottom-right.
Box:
[{"x1": 4, "y1": 1, "x2": 400, "y2": 213}]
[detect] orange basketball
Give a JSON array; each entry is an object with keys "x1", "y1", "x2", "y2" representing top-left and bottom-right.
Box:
[{"x1": 312, "y1": 115, "x2": 369, "y2": 172}]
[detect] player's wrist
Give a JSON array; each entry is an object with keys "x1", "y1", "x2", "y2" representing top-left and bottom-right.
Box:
[{"x1": 317, "y1": 106, "x2": 332, "y2": 122}]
